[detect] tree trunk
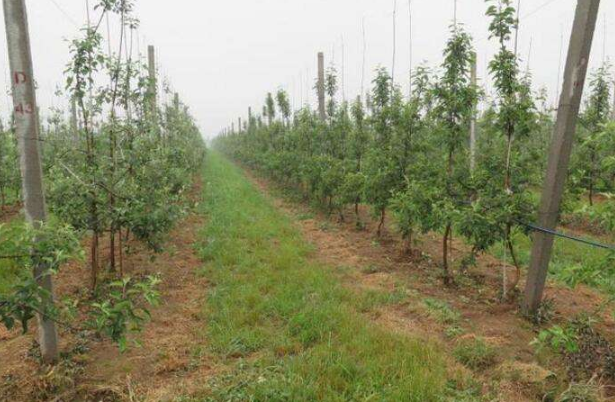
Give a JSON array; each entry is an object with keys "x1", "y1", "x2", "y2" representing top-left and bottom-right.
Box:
[
  {"x1": 402, "y1": 230, "x2": 413, "y2": 255},
  {"x1": 377, "y1": 208, "x2": 386, "y2": 237},
  {"x1": 354, "y1": 200, "x2": 362, "y2": 229},
  {"x1": 119, "y1": 229, "x2": 124, "y2": 277},
  {"x1": 505, "y1": 133, "x2": 514, "y2": 191},
  {"x1": 442, "y1": 223, "x2": 452, "y2": 285},
  {"x1": 91, "y1": 233, "x2": 99, "y2": 290},
  {"x1": 588, "y1": 164, "x2": 594, "y2": 206},
  {"x1": 109, "y1": 230, "x2": 116, "y2": 272},
  {"x1": 507, "y1": 235, "x2": 522, "y2": 292}
]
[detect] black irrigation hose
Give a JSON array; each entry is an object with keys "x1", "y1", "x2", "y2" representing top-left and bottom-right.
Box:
[
  {"x1": 460, "y1": 197, "x2": 615, "y2": 252},
  {"x1": 0, "y1": 254, "x2": 41, "y2": 260},
  {"x1": 518, "y1": 221, "x2": 615, "y2": 252}
]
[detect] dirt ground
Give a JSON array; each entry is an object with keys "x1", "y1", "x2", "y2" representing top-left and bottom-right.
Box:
[
  {"x1": 0, "y1": 203, "x2": 21, "y2": 224},
  {"x1": 0, "y1": 182, "x2": 212, "y2": 402}
]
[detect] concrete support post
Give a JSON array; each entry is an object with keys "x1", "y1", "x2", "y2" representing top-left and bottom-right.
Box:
[
  {"x1": 317, "y1": 52, "x2": 326, "y2": 121},
  {"x1": 523, "y1": 0, "x2": 601, "y2": 315},
  {"x1": 3, "y1": 0, "x2": 59, "y2": 364},
  {"x1": 147, "y1": 45, "x2": 157, "y2": 126}
]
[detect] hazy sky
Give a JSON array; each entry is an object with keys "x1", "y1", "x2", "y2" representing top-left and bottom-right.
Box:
[{"x1": 0, "y1": 0, "x2": 614, "y2": 138}]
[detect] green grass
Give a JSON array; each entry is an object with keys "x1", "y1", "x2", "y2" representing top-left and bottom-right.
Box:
[
  {"x1": 490, "y1": 228, "x2": 613, "y2": 292},
  {"x1": 422, "y1": 298, "x2": 461, "y2": 325},
  {"x1": 0, "y1": 189, "x2": 21, "y2": 208},
  {"x1": 190, "y1": 152, "x2": 467, "y2": 401},
  {"x1": 489, "y1": 189, "x2": 615, "y2": 292},
  {"x1": 453, "y1": 338, "x2": 497, "y2": 371}
]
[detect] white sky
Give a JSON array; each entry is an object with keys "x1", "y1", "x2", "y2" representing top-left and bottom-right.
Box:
[{"x1": 0, "y1": 0, "x2": 614, "y2": 138}]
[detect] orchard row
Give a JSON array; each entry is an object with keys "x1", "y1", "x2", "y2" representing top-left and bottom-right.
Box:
[{"x1": 215, "y1": 0, "x2": 615, "y2": 304}]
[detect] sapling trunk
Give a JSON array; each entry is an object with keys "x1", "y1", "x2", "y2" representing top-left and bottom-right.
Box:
[
  {"x1": 503, "y1": 110, "x2": 519, "y2": 296},
  {"x1": 402, "y1": 230, "x2": 413, "y2": 255},
  {"x1": 443, "y1": 223, "x2": 452, "y2": 285},
  {"x1": 589, "y1": 181, "x2": 594, "y2": 206},
  {"x1": 504, "y1": 132, "x2": 514, "y2": 192},
  {"x1": 84, "y1": 102, "x2": 100, "y2": 290},
  {"x1": 377, "y1": 208, "x2": 386, "y2": 237},
  {"x1": 444, "y1": 146, "x2": 454, "y2": 285},
  {"x1": 588, "y1": 153, "x2": 595, "y2": 206},
  {"x1": 91, "y1": 234, "x2": 99, "y2": 290},
  {"x1": 119, "y1": 229, "x2": 124, "y2": 277},
  {"x1": 77, "y1": 81, "x2": 100, "y2": 290},
  {"x1": 109, "y1": 230, "x2": 116, "y2": 272},
  {"x1": 108, "y1": 123, "x2": 117, "y2": 273},
  {"x1": 507, "y1": 234, "x2": 522, "y2": 291}
]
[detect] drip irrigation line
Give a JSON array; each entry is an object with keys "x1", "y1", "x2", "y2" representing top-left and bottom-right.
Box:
[
  {"x1": 461, "y1": 198, "x2": 615, "y2": 251},
  {"x1": 0, "y1": 253, "x2": 51, "y2": 260},
  {"x1": 0, "y1": 254, "x2": 35, "y2": 260},
  {"x1": 517, "y1": 221, "x2": 615, "y2": 252}
]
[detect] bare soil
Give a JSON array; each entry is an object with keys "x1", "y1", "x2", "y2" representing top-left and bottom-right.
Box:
[
  {"x1": 245, "y1": 170, "x2": 615, "y2": 401},
  {"x1": 0, "y1": 180, "x2": 211, "y2": 402},
  {"x1": 0, "y1": 203, "x2": 21, "y2": 224}
]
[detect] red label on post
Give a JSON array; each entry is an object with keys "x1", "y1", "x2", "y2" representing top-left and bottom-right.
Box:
[
  {"x1": 14, "y1": 102, "x2": 33, "y2": 115},
  {"x1": 13, "y1": 72, "x2": 27, "y2": 84}
]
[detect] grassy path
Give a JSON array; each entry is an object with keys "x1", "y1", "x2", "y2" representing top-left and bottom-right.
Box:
[{"x1": 191, "y1": 152, "x2": 463, "y2": 401}]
